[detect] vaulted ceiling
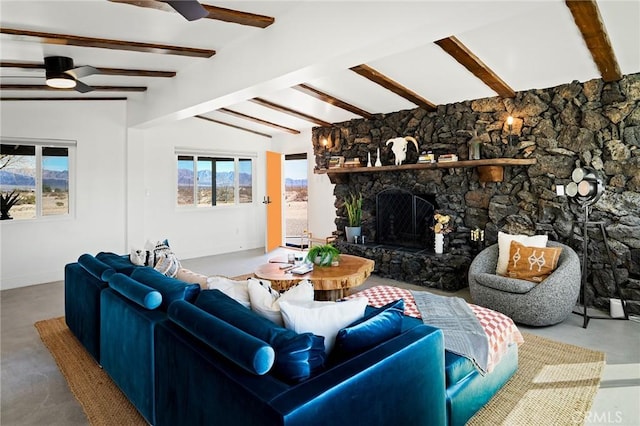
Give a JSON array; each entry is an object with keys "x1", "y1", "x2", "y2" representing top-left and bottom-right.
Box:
[{"x1": 1, "y1": 0, "x2": 638, "y2": 138}]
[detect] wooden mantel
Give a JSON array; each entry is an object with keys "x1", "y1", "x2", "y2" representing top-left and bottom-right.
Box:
[{"x1": 315, "y1": 158, "x2": 537, "y2": 184}]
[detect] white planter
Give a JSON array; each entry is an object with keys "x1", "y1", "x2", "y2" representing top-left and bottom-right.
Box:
[
  {"x1": 435, "y1": 233, "x2": 444, "y2": 254},
  {"x1": 345, "y1": 226, "x2": 362, "y2": 243}
]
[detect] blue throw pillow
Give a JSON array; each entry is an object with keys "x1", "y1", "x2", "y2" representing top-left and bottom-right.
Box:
[
  {"x1": 131, "y1": 267, "x2": 200, "y2": 312},
  {"x1": 195, "y1": 290, "x2": 326, "y2": 383},
  {"x1": 332, "y1": 299, "x2": 405, "y2": 361},
  {"x1": 108, "y1": 273, "x2": 162, "y2": 310}
]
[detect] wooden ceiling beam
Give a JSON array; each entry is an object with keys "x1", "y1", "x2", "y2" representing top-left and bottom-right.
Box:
[
  {"x1": 0, "y1": 28, "x2": 215, "y2": 58},
  {"x1": 435, "y1": 36, "x2": 515, "y2": 98},
  {"x1": 218, "y1": 108, "x2": 300, "y2": 134},
  {"x1": 350, "y1": 64, "x2": 436, "y2": 111},
  {"x1": 109, "y1": 1, "x2": 274, "y2": 28},
  {"x1": 293, "y1": 84, "x2": 375, "y2": 120},
  {"x1": 196, "y1": 115, "x2": 272, "y2": 138},
  {"x1": 0, "y1": 61, "x2": 176, "y2": 78},
  {"x1": 565, "y1": 0, "x2": 622, "y2": 82},
  {"x1": 1, "y1": 84, "x2": 147, "y2": 92},
  {"x1": 250, "y1": 97, "x2": 331, "y2": 127},
  {"x1": 1, "y1": 97, "x2": 128, "y2": 101}
]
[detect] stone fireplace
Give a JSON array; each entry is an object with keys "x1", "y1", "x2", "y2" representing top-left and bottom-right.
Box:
[{"x1": 313, "y1": 73, "x2": 640, "y2": 314}]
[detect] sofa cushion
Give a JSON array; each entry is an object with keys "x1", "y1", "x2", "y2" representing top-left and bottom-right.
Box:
[
  {"x1": 168, "y1": 300, "x2": 275, "y2": 375},
  {"x1": 206, "y1": 276, "x2": 251, "y2": 308},
  {"x1": 176, "y1": 268, "x2": 208, "y2": 289},
  {"x1": 279, "y1": 297, "x2": 368, "y2": 354},
  {"x1": 108, "y1": 273, "x2": 162, "y2": 310},
  {"x1": 474, "y1": 272, "x2": 536, "y2": 294},
  {"x1": 195, "y1": 290, "x2": 325, "y2": 383},
  {"x1": 247, "y1": 279, "x2": 314, "y2": 326},
  {"x1": 96, "y1": 252, "x2": 138, "y2": 275},
  {"x1": 496, "y1": 232, "x2": 547, "y2": 275},
  {"x1": 77, "y1": 253, "x2": 115, "y2": 282},
  {"x1": 506, "y1": 241, "x2": 562, "y2": 283},
  {"x1": 332, "y1": 299, "x2": 404, "y2": 360},
  {"x1": 130, "y1": 267, "x2": 200, "y2": 311}
]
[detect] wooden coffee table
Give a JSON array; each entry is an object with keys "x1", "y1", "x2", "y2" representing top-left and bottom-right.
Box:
[{"x1": 254, "y1": 254, "x2": 375, "y2": 301}]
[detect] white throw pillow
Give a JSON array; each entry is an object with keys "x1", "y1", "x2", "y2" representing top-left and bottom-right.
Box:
[
  {"x1": 279, "y1": 297, "x2": 368, "y2": 354},
  {"x1": 207, "y1": 276, "x2": 251, "y2": 308},
  {"x1": 247, "y1": 279, "x2": 315, "y2": 326},
  {"x1": 496, "y1": 231, "x2": 548, "y2": 276}
]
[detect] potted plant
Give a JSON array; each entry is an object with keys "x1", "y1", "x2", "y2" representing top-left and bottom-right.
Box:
[
  {"x1": 1, "y1": 190, "x2": 21, "y2": 220},
  {"x1": 305, "y1": 244, "x2": 340, "y2": 267},
  {"x1": 344, "y1": 192, "x2": 362, "y2": 243}
]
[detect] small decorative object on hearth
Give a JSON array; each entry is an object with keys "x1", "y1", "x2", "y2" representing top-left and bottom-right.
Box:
[
  {"x1": 306, "y1": 243, "x2": 340, "y2": 267},
  {"x1": 470, "y1": 228, "x2": 485, "y2": 254},
  {"x1": 367, "y1": 152, "x2": 372, "y2": 167},
  {"x1": 431, "y1": 213, "x2": 452, "y2": 254},
  {"x1": 375, "y1": 147, "x2": 382, "y2": 167}
]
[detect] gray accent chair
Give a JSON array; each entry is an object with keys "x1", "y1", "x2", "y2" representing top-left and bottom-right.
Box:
[{"x1": 468, "y1": 241, "x2": 581, "y2": 326}]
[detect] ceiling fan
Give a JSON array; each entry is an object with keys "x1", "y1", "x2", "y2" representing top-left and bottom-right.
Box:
[
  {"x1": 162, "y1": 0, "x2": 208, "y2": 21},
  {"x1": 44, "y1": 56, "x2": 99, "y2": 93},
  {"x1": 110, "y1": 0, "x2": 208, "y2": 21}
]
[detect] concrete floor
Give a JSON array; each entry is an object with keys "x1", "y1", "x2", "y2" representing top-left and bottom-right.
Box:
[{"x1": 1, "y1": 247, "x2": 639, "y2": 425}]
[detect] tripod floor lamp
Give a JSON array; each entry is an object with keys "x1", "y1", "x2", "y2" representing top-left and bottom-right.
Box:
[{"x1": 566, "y1": 167, "x2": 629, "y2": 328}]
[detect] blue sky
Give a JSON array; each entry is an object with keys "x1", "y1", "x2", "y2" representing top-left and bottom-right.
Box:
[
  {"x1": 43, "y1": 157, "x2": 68, "y2": 172},
  {"x1": 285, "y1": 159, "x2": 307, "y2": 180}
]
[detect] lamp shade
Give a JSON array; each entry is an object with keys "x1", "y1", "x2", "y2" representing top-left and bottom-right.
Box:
[
  {"x1": 46, "y1": 74, "x2": 76, "y2": 89},
  {"x1": 44, "y1": 56, "x2": 77, "y2": 89}
]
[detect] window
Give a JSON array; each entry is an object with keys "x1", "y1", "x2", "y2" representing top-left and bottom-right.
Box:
[
  {"x1": 177, "y1": 152, "x2": 254, "y2": 207},
  {"x1": 1, "y1": 140, "x2": 74, "y2": 220}
]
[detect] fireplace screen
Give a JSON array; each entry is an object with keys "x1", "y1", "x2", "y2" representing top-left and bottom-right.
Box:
[{"x1": 376, "y1": 189, "x2": 436, "y2": 249}]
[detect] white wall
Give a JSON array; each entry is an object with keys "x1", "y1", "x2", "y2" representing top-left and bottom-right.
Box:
[
  {"x1": 272, "y1": 131, "x2": 336, "y2": 241},
  {"x1": 1, "y1": 101, "x2": 128, "y2": 289},
  {"x1": 0, "y1": 101, "x2": 329, "y2": 290},
  {"x1": 134, "y1": 117, "x2": 269, "y2": 260}
]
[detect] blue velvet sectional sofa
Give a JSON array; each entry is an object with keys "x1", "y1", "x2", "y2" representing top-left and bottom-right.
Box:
[{"x1": 65, "y1": 253, "x2": 517, "y2": 426}]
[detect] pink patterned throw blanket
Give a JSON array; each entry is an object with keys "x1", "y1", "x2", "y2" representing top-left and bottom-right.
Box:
[{"x1": 347, "y1": 286, "x2": 524, "y2": 373}]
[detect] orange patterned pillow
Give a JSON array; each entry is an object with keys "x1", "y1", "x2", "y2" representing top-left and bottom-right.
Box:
[{"x1": 505, "y1": 241, "x2": 562, "y2": 283}]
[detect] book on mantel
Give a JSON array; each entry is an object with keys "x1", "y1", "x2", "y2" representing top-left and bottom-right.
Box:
[{"x1": 437, "y1": 154, "x2": 459, "y2": 163}]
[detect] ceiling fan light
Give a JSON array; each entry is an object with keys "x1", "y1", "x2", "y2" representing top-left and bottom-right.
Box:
[{"x1": 46, "y1": 74, "x2": 76, "y2": 89}]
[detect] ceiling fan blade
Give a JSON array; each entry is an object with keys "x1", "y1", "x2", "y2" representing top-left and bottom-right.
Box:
[
  {"x1": 67, "y1": 65, "x2": 99, "y2": 79},
  {"x1": 162, "y1": 0, "x2": 208, "y2": 21},
  {"x1": 73, "y1": 80, "x2": 94, "y2": 93}
]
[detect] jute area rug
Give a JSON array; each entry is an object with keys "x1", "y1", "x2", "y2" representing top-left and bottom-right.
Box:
[{"x1": 35, "y1": 317, "x2": 605, "y2": 426}]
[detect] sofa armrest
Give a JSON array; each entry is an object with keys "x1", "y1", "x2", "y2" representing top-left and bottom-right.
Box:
[
  {"x1": 78, "y1": 254, "x2": 115, "y2": 281},
  {"x1": 108, "y1": 273, "x2": 162, "y2": 310},
  {"x1": 270, "y1": 324, "x2": 447, "y2": 426},
  {"x1": 168, "y1": 300, "x2": 275, "y2": 375}
]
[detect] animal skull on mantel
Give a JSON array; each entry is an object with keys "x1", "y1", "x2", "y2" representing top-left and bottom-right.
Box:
[{"x1": 386, "y1": 136, "x2": 419, "y2": 166}]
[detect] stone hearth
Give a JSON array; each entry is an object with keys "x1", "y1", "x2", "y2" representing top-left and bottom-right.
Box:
[{"x1": 336, "y1": 240, "x2": 476, "y2": 291}]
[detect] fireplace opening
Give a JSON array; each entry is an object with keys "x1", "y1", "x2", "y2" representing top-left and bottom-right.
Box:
[{"x1": 376, "y1": 188, "x2": 437, "y2": 250}]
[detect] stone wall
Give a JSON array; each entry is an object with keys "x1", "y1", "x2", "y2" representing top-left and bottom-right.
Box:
[{"x1": 312, "y1": 73, "x2": 640, "y2": 314}]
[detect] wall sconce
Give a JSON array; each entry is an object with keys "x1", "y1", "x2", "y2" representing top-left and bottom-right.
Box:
[
  {"x1": 320, "y1": 136, "x2": 331, "y2": 159},
  {"x1": 506, "y1": 115, "x2": 514, "y2": 144}
]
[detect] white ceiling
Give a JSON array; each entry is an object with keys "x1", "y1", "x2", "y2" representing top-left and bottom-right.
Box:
[{"x1": 1, "y1": 0, "x2": 639, "y2": 137}]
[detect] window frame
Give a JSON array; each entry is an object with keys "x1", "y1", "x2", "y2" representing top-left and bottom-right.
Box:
[
  {"x1": 175, "y1": 149, "x2": 256, "y2": 209},
  {"x1": 1, "y1": 137, "x2": 76, "y2": 222}
]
